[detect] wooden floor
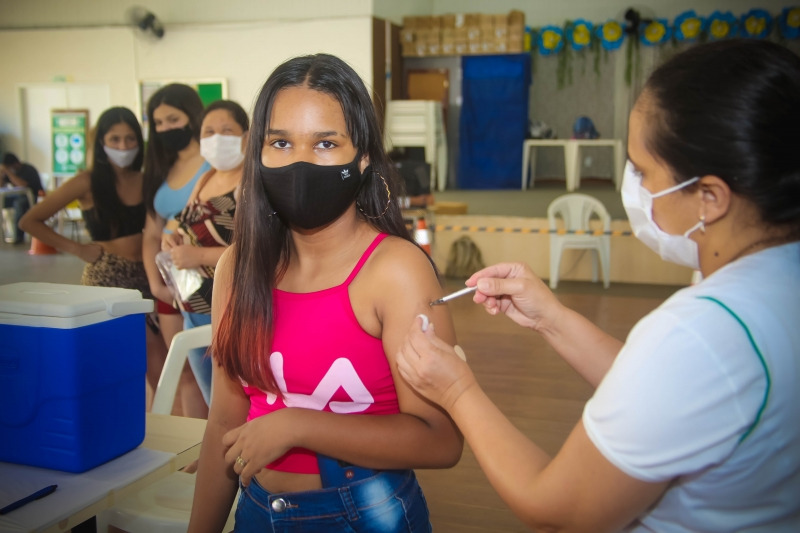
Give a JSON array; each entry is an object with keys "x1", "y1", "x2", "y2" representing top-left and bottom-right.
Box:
[{"x1": 416, "y1": 278, "x2": 668, "y2": 532}]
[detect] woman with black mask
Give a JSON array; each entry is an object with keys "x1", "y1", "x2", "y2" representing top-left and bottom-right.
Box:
[
  {"x1": 142, "y1": 83, "x2": 210, "y2": 418},
  {"x1": 189, "y1": 54, "x2": 463, "y2": 532}
]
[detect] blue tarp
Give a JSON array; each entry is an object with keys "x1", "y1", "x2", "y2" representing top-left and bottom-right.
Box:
[{"x1": 458, "y1": 54, "x2": 531, "y2": 189}]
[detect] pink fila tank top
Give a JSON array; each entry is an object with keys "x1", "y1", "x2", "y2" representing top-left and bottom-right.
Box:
[{"x1": 242, "y1": 232, "x2": 400, "y2": 474}]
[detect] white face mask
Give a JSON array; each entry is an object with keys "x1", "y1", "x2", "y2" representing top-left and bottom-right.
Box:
[
  {"x1": 621, "y1": 161, "x2": 703, "y2": 270},
  {"x1": 200, "y1": 134, "x2": 244, "y2": 171},
  {"x1": 103, "y1": 146, "x2": 139, "y2": 168}
]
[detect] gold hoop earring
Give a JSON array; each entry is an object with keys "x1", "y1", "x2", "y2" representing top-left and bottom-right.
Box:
[{"x1": 358, "y1": 172, "x2": 391, "y2": 219}]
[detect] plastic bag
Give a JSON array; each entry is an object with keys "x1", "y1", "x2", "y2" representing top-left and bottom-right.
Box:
[{"x1": 155, "y1": 250, "x2": 203, "y2": 304}]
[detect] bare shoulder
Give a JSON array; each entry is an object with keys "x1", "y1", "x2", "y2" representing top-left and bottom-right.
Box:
[{"x1": 367, "y1": 235, "x2": 438, "y2": 286}]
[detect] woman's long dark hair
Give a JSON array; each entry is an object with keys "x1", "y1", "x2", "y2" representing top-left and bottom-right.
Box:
[
  {"x1": 642, "y1": 39, "x2": 800, "y2": 238},
  {"x1": 216, "y1": 53, "x2": 415, "y2": 391},
  {"x1": 90, "y1": 107, "x2": 144, "y2": 237},
  {"x1": 142, "y1": 83, "x2": 204, "y2": 214}
]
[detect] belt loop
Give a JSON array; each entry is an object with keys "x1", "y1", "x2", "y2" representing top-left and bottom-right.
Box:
[{"x1": 338, "y1": 486, "x2": 359, "y2": 521}]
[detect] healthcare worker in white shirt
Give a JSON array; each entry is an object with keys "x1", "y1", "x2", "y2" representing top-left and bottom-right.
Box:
[{"x1": 397, "y1": 39, "x2": 800, "y2": 532}]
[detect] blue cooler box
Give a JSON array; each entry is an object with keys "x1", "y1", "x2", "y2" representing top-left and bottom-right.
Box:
[{"x1": 0, "y1": 282, "x2": 154, "y2": 473}]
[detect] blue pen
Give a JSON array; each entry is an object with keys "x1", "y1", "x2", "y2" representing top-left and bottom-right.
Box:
[{"x1": 0, "y1": 485, "x2": 57, "y2": 515}]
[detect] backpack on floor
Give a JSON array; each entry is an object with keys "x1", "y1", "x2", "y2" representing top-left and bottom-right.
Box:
[{"x1": 445, "y1": 236, "x2": 486, "y2": 278}]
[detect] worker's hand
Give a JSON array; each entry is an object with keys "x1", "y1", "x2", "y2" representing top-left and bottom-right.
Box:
[
  {"x1": 397, "y1": 315, "x2": 477, "y2": 412},
  {"x1": 467, "y1": 262, "x2": 563, "y2": 333}
]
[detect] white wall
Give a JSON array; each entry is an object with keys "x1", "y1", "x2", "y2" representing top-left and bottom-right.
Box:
[
  {"x1": 0, "y1": 0, "x2": 375, "y2": 27},
  {"x1": 0, "y1": 17, "x2": 373, "y2": 171}
]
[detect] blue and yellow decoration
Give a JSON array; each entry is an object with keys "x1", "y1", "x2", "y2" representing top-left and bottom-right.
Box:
[
  {"x1": 707, "y1": 11, "x2": 739, "y2": 40},
  {"x1": 532, "y1": 7, "x2": 788, "y2": 57},
  {"x1": 740, "y1": 9, "x2": 772, "y2": 39},
  {"x1": 779, "y1": 6, "x2": 800, "y2": 38},
  {"x1": 596, "y1": 19, "x2": 625, "y2": 51},
  {"x1": 538, "y1": 25, "x2": 565, "y2": 55},
  {"x1": 640, "y1": 18, "x2": 671, "y2": 46},
  {"x1": 567, "y1": 19, "x2": 593, "y2": 51},
  {"x1": 674, "y1": 10, "x2": 706, "y2": 42}
]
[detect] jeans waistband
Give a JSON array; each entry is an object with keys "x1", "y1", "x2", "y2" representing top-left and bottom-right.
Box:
[{"x1": 243, "y1": 469, "x2": 416, "y2": 520}]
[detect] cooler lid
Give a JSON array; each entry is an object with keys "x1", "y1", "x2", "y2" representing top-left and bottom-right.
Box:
[{"x1": 0, "y1": 282, "x2": 154, "y2": 328}]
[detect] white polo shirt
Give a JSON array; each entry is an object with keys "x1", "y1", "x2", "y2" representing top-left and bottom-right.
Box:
[{"x1": 584, "y1": 242, "x2": 800, "y2": 532}]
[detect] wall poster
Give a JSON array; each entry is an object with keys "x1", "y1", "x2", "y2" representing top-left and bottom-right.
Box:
[{"x1": 51, "y1": 109, "x2": 89, "y2": 177}]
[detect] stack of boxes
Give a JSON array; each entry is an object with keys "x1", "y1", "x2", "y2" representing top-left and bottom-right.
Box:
[{"x1": 401, "y1": 10, "x2": 526, "y2": 57}]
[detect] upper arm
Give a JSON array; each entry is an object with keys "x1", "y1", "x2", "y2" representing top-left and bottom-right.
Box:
[
  {"x1": 209, "y1": 247, "x2": 250, "y2": 420},
  {"x1": 22, "y1": 172, "x2": 89, "y2": 223},
  {"x1": 211, "y1": 247, "x2": 234, "y2": 332},
  {"x1": 366, "y1": 239, "x2": 459, "y2": 433}
]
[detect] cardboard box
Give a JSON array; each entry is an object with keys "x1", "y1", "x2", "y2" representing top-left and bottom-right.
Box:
[
  {"x1": 0, "y1": 283, "x2": 153, "y2": 472},
  {"x1": 441, "y1": 14, "x2": 456, "y2": 28},
  {"x1": 402, "y1": 16, "x2": 418, "y2": 29},
  {"x1": 508, "y1": 9, "x2": 525, "y2": 26},
  {"x1": 479, "y1": 14, "x2": 494, "y2": 28},
  {"x1": 400, "y1": 28, "x2": 416, "y2": 44},
  {"x1": 402, "y1": 42, "x2": 419, "y2": 56}
]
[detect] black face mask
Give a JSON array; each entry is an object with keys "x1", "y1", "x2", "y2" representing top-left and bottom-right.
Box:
[
  {"x1": 157, "y1": 124, "x2": 194, "y2": 152},
  {"x1": 258, "y1": 156, "x2": 364, "y2": 230}
]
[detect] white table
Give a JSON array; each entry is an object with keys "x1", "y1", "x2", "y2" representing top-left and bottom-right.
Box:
[
  {"x1": 0, "y1": 413, "x2": 206, "y2": 532},
  {"x1": 521, "y1": 139, "x2": 624, "y2": 191}
]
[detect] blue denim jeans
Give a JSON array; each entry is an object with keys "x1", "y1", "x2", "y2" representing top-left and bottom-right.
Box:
[
  {"x1": 182, "y1": 311, "x2": 212, "y2": 406},
  {"x1": 233, "y1": 470, "x2": 432, "y2": 532}
]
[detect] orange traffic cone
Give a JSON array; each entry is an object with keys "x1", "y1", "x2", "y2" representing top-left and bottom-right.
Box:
[
  {"x1": 414, "y1": 218, "x2": 432, "y2": 256},
  {"x1": 28, "y1": 190, "x2": 58, "y2": 255}
]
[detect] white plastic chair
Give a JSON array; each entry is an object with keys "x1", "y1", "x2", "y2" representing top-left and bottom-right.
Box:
[
  {"x1": 384, "y1": 100, "x2": 448, "y2": 191},
  {"x1": 547, "y1": 193, "x2": 611, "y2": 289},
  {"x1": 96, "y1": 325, "x2": 237, "y2": 533}
]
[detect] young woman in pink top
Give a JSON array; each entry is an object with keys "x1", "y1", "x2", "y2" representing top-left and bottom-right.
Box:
[{"x1": 189, "y1": 54, "x2": 463, "y2": 532}]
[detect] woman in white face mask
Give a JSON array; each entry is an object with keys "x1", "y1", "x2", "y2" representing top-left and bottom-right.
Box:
[
  {"x1": 396, "y1": 39, "x2": 800, "y2": 532},
  {"x1": 20, "y1": 107, "x2": 168, "y2": 405},
  {"x1": 159, "y1": 100, "x2": 249, "y2": 408}
]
